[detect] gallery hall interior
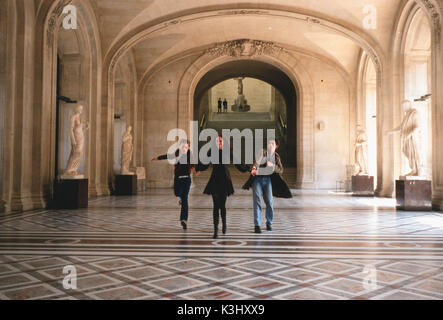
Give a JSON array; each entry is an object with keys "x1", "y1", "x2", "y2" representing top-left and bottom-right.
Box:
[{"x1": 0, "y1": 0, "x2": 442, "y2": 301}]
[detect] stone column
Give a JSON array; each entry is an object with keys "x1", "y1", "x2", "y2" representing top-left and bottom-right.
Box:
[
  {"x1": 0, "y1": 0, "x2": 7, "y2": 212},
  {"x1": 431, "y1": 16, "x2": 443, "y2": 210},
  {"x1": 376, "y1": 60, "x2": 395, "y2": 197}
]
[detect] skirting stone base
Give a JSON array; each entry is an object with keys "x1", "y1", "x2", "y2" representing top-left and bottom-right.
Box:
[
  {"x1": 352, "y1": 175, "x2": 374, "y2": 196},
  {"x1": 115, "y1": 175, "x2": 137, "y2": 196},
  {"x1": 137, "y1": 179, "x2": 146, "y2": 192},
  {"x1": 396, "y1": 179, "x2": 432, "y2": 211}
]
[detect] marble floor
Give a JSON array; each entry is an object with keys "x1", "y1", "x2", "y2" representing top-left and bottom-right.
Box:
[{"x1": 0, "y1": 178, "x2": 442, "y2": 300}]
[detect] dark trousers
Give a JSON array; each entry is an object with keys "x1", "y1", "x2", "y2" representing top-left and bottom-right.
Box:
[
  {"x1": 212, "y1": 193, "x2": 227, "y2": 230},
  {"x1": 174, "y1": 177, "x2": 191, "y2": 221}
]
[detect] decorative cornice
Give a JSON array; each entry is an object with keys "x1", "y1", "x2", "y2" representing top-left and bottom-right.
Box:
[
  {"x1": 204, "y1": 39, "x2": 283, "y2": 58},
  {"x1": 217, "y1": 10, "x2": 269, "y2": 16},
  {"x1": 47, "y1": 0, "x2": 73, "y2": 47},
  {"x1": 420, "y1": 0, "x2": 441, "y2": 44}
]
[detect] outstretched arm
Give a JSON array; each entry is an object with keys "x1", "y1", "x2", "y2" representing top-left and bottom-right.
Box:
[{"x1": 386, "y1": 125, "x2": 401, "y2": 135}]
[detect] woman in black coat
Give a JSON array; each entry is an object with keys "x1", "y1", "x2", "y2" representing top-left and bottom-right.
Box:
[{"x1": 197, "y1": 136, "x2": 249, "y2": 239}]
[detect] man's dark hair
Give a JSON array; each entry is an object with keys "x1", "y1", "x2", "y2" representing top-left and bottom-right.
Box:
[{"x1": 269, "y1": 138, "x2": 279, "y2": 146}]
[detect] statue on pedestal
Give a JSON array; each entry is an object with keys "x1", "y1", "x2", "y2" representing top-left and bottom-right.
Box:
[
  {"x1": 231, "y1": 77, "x2": 250, "y2": 112},
  {"x1": 62, "y1": 105, "x2": 88, "y2": 178},
  {"x1": 121, "y1": 125, "x2": 134, "y2": 175},
  {"x1": 387, "y1": 100, "x2": 421, "y2": 176},
  {"x1": 354, "y1": 125, "x2": 368, "y2": 176}
]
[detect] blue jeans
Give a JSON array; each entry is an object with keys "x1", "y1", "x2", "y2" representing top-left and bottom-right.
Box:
[
  {"x1": 174, "y1": 177, "x2": 191, "y2": 221},
  {"x1": 252, "y1": 176, "x2": 274, "y2": 227}
]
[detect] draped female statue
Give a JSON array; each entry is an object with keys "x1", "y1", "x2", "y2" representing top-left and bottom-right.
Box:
[
  {"x1": 121, "y1": 125, "x2": 134, "y2": 175},
  {"x1": 354, "y1": 125, "x2": 368, "y2": 175},
  {"x1": 386, "y1": 100, "x2": 421, "y2": 176},
  {"x1": 63, "y1": 105, "x2": 88, "y2": 177}
]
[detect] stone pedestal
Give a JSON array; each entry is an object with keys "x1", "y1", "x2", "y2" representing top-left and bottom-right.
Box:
[
  {"x1": 115, "y1": 174, "x2": 137, "y2": 196},
  {"x1": 352, "y1": 175, "x2": 374, "y2": 196},
  {"x1": 54, "y1": 179, "x2": 88, "y2": 209},
  {"x1": 396, "y1": 177, "x2": 432, "y2": 211}
]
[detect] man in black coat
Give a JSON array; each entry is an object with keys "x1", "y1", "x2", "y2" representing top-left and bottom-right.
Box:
[
  {"x1": 223, "y1": 99, "x2": 228, "y2": 113},
  {"x1": 217, "y1": 98, "x2": 222, "y2": 113},
  {"x1": 243, "y1": 139, "x2": 292, "y2": 233}
]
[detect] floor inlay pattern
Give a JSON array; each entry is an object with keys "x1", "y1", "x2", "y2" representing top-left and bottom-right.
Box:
[{"x1": 0, "y1": 187, "x2": 442, "y2": 300}]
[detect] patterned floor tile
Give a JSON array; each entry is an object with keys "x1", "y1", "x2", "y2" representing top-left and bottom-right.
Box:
[
  {"x1": 274, "y1": 268, "x2": 329, "y2": 283},
  {"x1": 87, "y1": 285, "x2": 154, "y2": 300},
  {"x1": 277, "y1": 288, "x2": 343, "y2": 300},
  {"x1": 372, "y1": 290, "x2": 437, "y2": 300},
  {"x1": 91, "y1": 258, "x2": 142, "y2": 271},
  {"x1": 196, "y1": 267, "x2": 248, "y2": 282},
  {"x1": 319, "y1": 278, "x2": 381, "y2": 296},
  {"x1": 231, "y1": 276, "x2": 291, "y2": 294},
  {"x1": 71, "y1": 256, "x2": 115, "y2": 263},
  {"x1": 147, "y1": 276, "x2": 205, "y2": 293},
  {"x1": 165, "y1": 259, "x2": 212, "y2": 272},
  {"x1": 1, "y1": 284, "x2": 63, "y2": 300},
  {"x1": 38, "y1": 265, "x2": 94, "y2": 280},
  {"x1": 309, "y1": 261, "x2": 359, "y2": 274},
  {"x1": 116, "y1": 265, "x2": 171, "y2": 281},
  {"x1": 380, "y1": 262, "x2": 437, "y2": 275},
  {"x1": 237, "y1": 260, "x2": 284, "y2": 272},
  {"x1": 407, "y1": 279, "x2": 443, "y2": 297},
  {"x1": 351, "y1": 269, "x2": 410, "y2": 285},
  {"x1": 72, "y1": 274, "x2": 122, "y2": 291},
  {"x1": 0, "y1": 273, "x2": 37, "y2": 289},
  {"x1": 0, "y1": 264, "x2": 19, "y2": 275},
  {"x1": 179, "y1": 286, "x2": 249, "y2": 300},
  {"x1": 20, "y1": 257, "x2": 71, "y2": 270}
]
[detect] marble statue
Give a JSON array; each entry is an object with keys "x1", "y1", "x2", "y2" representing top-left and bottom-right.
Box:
[
  {"x1": 387, "y1": 100, "x2": 421, "y2": 176},
  {"x1": 63, "y1": 105, "x2": 88, "y2": 178},
  {"x1": 121, "y1": 125, "x2": 134, "y2": 175},
  {"x1": 231, "y1": 77, "x2": 250, "y2": 112},
  {"x1": 354, "y1": 125, "x2": 368, "y2": 175}
]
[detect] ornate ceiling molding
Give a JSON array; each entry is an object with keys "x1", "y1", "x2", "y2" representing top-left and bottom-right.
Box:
[
  {"x1": 46, "y1": 0, "x2": 73, "y2": 47},
  {"x1": 217, "y1": 10, "x2": 269, "y2": 16},
  {"x1": 204, "y1": 39, "x2": 284, "y2": 58},
  {"x1": 420, "y1": 0, "x2": 442, "y2": 44}
]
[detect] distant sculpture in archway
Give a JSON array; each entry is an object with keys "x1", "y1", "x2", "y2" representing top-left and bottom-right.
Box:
[
  {"x1": 387, "y1": 100, "x2": 421, "y2": 176},
  {"x1": 354, "y1": 125, "x2": 368, "y2": 175},
  {"x1": 121, "y1": 125, "x2": 134, "y2": 175},
  {"x1": 231, "y1": 77, "x2": 250, "y2": 112},
  {"x1": 63, "y1": 105, "x2": 89, "y2": 178}
]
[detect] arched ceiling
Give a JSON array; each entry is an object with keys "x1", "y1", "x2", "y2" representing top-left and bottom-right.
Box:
[{"x1": 90, "y1": 0, "x2": 404, "y2": 81}]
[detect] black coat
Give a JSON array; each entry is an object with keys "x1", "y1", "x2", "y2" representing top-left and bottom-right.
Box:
[
  {"x1": 197, "y1": 149, "x2": 249, "y2": 196},
  {"x1": 242, "y1": 173, "x2": 293, "y2": 198}
]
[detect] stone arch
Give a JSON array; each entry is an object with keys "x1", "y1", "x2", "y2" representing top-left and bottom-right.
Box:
[
  {"x1": 33, "y1": 0, "x2": 103, "y2": 206},
  {"x1": 391, "y1": 0, "x2": 443, "y2": 208},
  {"x1": 112, "y1": 51, "x2": 138, "y2": 176},
  {"x1": 176, "y1": 48, "x2": 315, "y2": 187},
  {"x1": 101, "y1": 5, "x2": 385, "y2": 191},
  {"x1": 356, "y1": 50, "x2": 378, "y2": 183}
]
